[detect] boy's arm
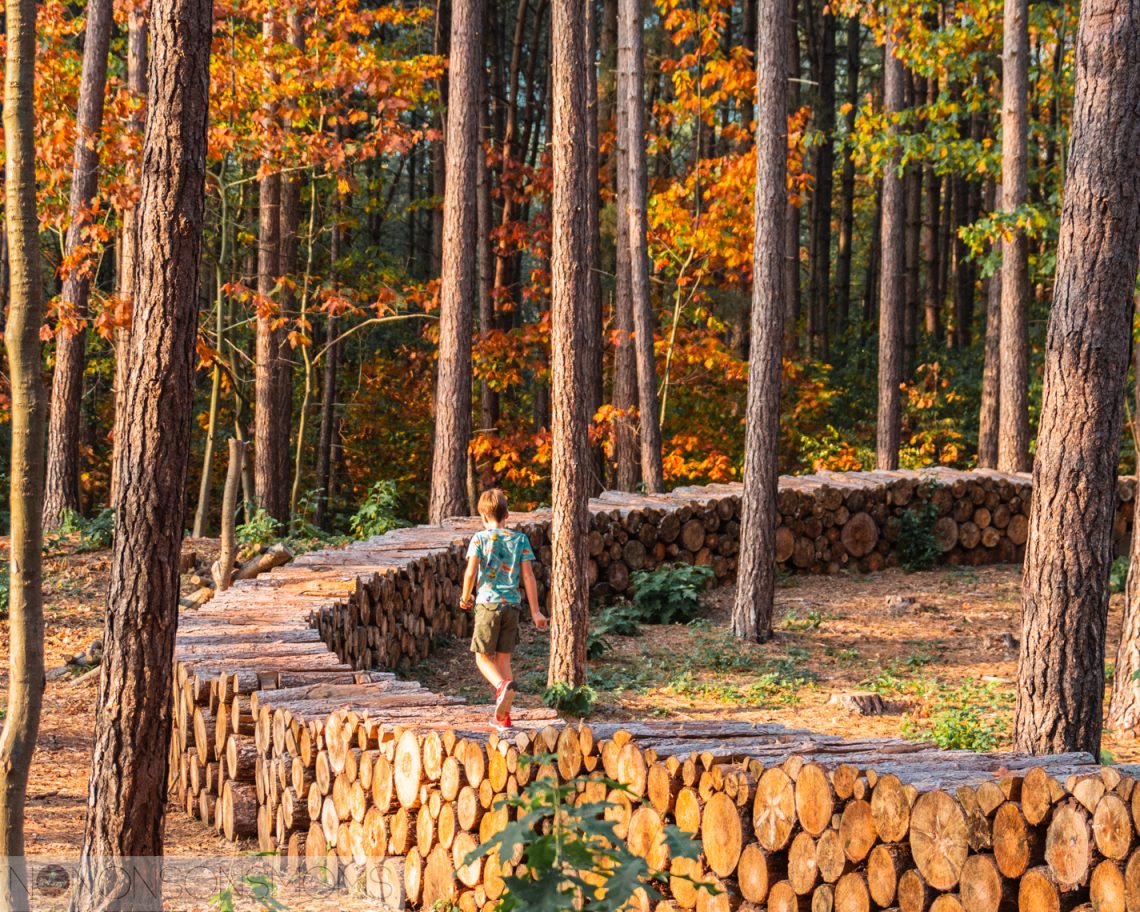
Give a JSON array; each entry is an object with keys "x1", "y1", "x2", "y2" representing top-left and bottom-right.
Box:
[
  {"x1": 460, "y1": 555, "x2": 478, "y2": 609},
  {"x1": 521, "y1": 561, "x2": 546, "y2": 629}
]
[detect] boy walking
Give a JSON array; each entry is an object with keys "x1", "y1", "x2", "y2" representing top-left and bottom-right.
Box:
[{"x1": 459, "y1": 488, "x2": 547, "y2": 732}]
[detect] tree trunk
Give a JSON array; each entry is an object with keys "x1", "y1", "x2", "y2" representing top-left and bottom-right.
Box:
[
  {"x1": 922, "y1": 146, "x2": 942, "y2": 339},
  {"x1": 612, "y1": 22, "x2": 639, "y2": 492},
  {"x1": 619, "y1": 0, "x2": 664, "y2": 492},
  {"x1": 476, "y1": 107, "x2": 497, "y2": 433},
  {"x1": 807, "y1": 10, "x2": 835, "y2": 359},
  {"x1": 834, "y1": 17, "x2": 860, "y2": 332},
  {"x1": 903, "y1": 74, "x2": 923, "y2": 373},
  {"x1": 428, "y1": 0, "x2": 482, "y2": 523},
  {"x1": 876, "y1": 41, "x2": 905, "y2": 470},
  {"x1": 585, "y1": 0, "x2": 604, "y2": 495},
  {"x1": 314, "y1": 184, "x2": 343, "y2": 530},
  {"x1": 1013, "y1": 0, "x2": 1140, "y2": 757},
  {"x1": 733, "y1": 0, "x2": 787, "y2": 644},
  {"x1": 547, "y1": 0, "x2": 592, "y2": 687},
  {"x1": 431, "y1": 0, "x2": 450, "y2": 277},
  {"x1": 977, "y1": 181, "x2": 1001, "y2": 469},
  {"x1": 43, "y1": 0, "x2": 114, "y2": 528},
  {"x1": 254, "y1": 13, "x2": 286, "y2": 523},
  {"x1": 1109, "y1": 305, "x2": 1140, "y2": 732},
  {"x1": 70, "y1": 0, "x2": 212, "y2": 903},
  {"x1": 951, "y1": 172, "x2": 972, "y2": 348},
  {"x1": 0, "y1": 0, "x2": 47, "y2": 899},
  {"x1": 783, "y1": 8, "x2": 801, "y2": 354},
  {"x1": 997, "y1": 0, "x2": 1032, "y2": 473}
]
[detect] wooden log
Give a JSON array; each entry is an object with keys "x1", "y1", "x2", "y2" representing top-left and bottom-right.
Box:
[
  {"x1": 992, "y1": 801, "x2": 1040, "y2": 879},
  {"x1": 910, "y1": 790, "x2": 969, "y2": 890},
  {"x1": 834, "y1": 872, "x2": 870, "y2": 912},
  {"x1": 754, "y1": 767, "x2": 796, "y2": 851},
  {"x1": 1045, "y1": 801, "x2": 1092, "y2": 888},
  {"x1": 789, "y1": 832, "x2": 820, "y2": 895},
  {"x1": 959, "y1": 854, "x2": 1013, "y2": 912},
  {"x1": 898, "y1": 869, "x2": 934, "y2": 912},
  {"x1": 838, "y1": 799, "x2": 877, "y2": 864},
  {"x1": 221, "y1": 780, "x2": 258, "y2": 841},
  {"x1": 702, "y1": 792, "x2": 746, "y2": 878},
  {"x1": 797, "y1": 764, "x2": 835, "y2": 838},
  {"x1": 872, "y1": 773, "x2": 912, "y2": 843},
  {"x1": 867, "y1": 845, "x2": 911, "y2": 908},
  {"x1": 1094, "y1": 793, "x2": 1133, "y2": 861},
  {"x1": 1090, "y1": 860, "x2": 1125, "y2": 912},
  {"x1": 739, "y1": 842, "x2": 779, "y2": 904},
  {"x1": 817, "y1": 829, "x2": 852, "y2": 884}
]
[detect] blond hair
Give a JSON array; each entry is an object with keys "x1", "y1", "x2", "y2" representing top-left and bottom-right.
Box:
[{"x1": 477, "y1": 488, "x2": 509, "y2": 522}]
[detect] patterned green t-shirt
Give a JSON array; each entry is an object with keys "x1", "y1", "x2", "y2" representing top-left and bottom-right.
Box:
[{"x1": 466, "y1": 528, "x2": 535, "y2": 605}]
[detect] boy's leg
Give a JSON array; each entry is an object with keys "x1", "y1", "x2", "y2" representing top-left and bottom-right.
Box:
[
  {"x1": 494, "y1": 652, "x2": 513, "y2": 683},
  {"x1": 475, "y1": 652, "x2": 504, "y2": 689}
]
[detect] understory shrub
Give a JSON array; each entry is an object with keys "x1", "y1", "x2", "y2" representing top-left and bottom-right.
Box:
[
  {"x1": 542, "y1": 682, "x2": 598, "y2": 717},
  {"x1": 897, "y1": 501, "x2": 940, "y2": 572},
  {"x1": 629, "y1": 563, "x2": 714, "y2": 624}
]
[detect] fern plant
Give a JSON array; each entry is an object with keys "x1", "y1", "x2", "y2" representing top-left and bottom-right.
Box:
[{"x1": 464, "y1": 757, "x2": 704, "y2": 912}]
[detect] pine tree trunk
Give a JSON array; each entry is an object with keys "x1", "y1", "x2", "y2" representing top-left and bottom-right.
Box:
[
  {"x1": 0, "y1": 0, "x2": 47, "y2": 899},
  {"x1": 1109, "y1": 307, "x2": 1140, "y2": 732},
  {"x1": 977, "y1": 180, "x2": 1001, "y2": 469},
  {"x1": 903, "y1": 73, "x2": 923, "y2": 373},
  {"x1": 547, "y1": 0, "x2": 591, "y2": 687},
  {"x1": 429, "y1": 0, "x2": 482, "y2": 523},
  {"x1": 922, "y1": 155, "x2": 942, "y2": 338},
  {"x1": 619, "y1": 0, "x2": 664, "y2": 492},
  {"x1": 476, "y1": 110, "x2": 497, "y2": 433},
  {"x1": 254, "y1": 13, "x2": 286, "y2": 523},
  {"x1": 876, "y1": 41, "x2": 905, "y2": 469},
  {"x1": 431, "y1": 0, "x2": 450, "y2": 276},
  {"x1": 585, "y1": 0, "x2": 605, "y2": 494},
  {"x1": 783, "y1": 7, "x2": 801, "y2": 354},
  {"x1": 70, "y1": 0, "x2": 212, "y2": 903},
  {"x1": 733, "y1": 0, "x2": 787, "y2": 643},
  {"x1": 612, "y1": 31, "x2": 639, "y2": 492},
  {"x1": 834, "y1": 17, "x2": 860, "y2": 332},
  {"x1": 43, "y1": 0, "x2": 114, "y2": 528},
  {"x1": 807, "y1": 10, "x2": 835, "y2": 359},
  {"x1": 1013, "y1": 0, "x2": 1140, "y2": 757},
  {"x1": 951, "y1": 172, "x2": 971, "y2": 348},
  {"x1": 997, "y1": 0, "x2": 1032, "y2": 473}
]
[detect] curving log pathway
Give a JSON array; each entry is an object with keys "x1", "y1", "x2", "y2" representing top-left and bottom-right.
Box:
[{"x1": 170, "y1": 469, "x2": 1135, "y2": 910}]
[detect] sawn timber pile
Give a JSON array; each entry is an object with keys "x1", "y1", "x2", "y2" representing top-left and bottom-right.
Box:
[{"x1": 168, "y1": 469, "x2": 1136, "y2": 910}]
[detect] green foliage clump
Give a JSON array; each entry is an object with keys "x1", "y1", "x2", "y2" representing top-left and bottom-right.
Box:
[
  {"x1": 542, "y1": 682, "x2": 597, "y2": 717},
  {"x1": 901, "y1": 679, "x2": 1012, "y2": 752},
  {"x1": 0, "y1": 565, "x2": 9, "y2": 621},
  {"x1": 629, "y1": 563, "x2": 714, "y2": 624},
  {"x1": 897, "y1": 501, "x2": 940, "y2": 572},
  {"x1": 463, "y1": 757, "x2": 704, "y2": 912},
  {"x1": 78, "y1": 507, "x2": 115, "y2": 552},
  {"x1": 350, "y1": 480, "x2": 409, "y2": 539},
  {"x1": 54, "y1": 507, "x2": 115, "y2": 552},
  {"x1": 1111, "y1": 556, "x2": 1130, "y2": 594},
  {"x1": 237, "y1": 506, "x2": 280, "y2": 548}
]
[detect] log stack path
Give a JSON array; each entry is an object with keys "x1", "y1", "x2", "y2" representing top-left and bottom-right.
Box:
[{"x1": 169, "y1": 468, "x2": 1139, "y2": 910}]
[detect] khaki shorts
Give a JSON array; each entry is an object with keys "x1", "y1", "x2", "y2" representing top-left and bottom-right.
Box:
[{"x1": 470, "y1": 602, "x2": 521, "y2": 655}]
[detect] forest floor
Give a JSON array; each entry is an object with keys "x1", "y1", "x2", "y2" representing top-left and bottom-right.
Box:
[{"x1": 5, "y1": 538, "x2": 1139, "y2": 906}]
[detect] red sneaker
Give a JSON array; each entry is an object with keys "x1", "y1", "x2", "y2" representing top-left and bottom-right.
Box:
[
  {"x1": 494, "y1": 680, "x2": 516, "y2": 720},
  {"x1": 495, "y1": 714, "x2": 513, "y2": 734}
]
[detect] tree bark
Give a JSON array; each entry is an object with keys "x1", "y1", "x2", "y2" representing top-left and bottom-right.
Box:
[
  {"x1": 977, "y1": 181, "x2": 1001, "y2": 469},
  {"x1": 585, "y1": 0, "x2": 604, "y2": 495},
  {"x1": 618, "y1": 0, "x2": 664, "y2": 492},
  {"x1": 876, "y1": 39, "x2": 906, "y2": 469},
  {"x1": 314, "y1": 180, "x2": 343, "y2": 530},
  {"x1": 997, "y1": 0, "x2": 1032, "y2": 473},
  {"x1": 783, "y1": 8, "x2": 802, "y2": 354},
  {"x1": 834, "y1": 17, "x2": 860, "y2": 332},
  {"x1": 254, "y1": 13, "x2": 286, "y2": 523},
  {"x1": 547, "y1": 0, "x2": 592, "y2": 687},
  {"x1": 1109, "y1": 305, "x2": 1140, "y2": 732},
  {"x1": 0, "y1": 0, "x2": 47, "y2": 898},
  {"x1": 807, "y1": 9, "x2": 835, "y2": 358},
  {"x1": 903, "y1": 74, "x2": 923, "y2": 373},
  {"x1": 428, "y1": 0, "x2": 482, "y2": 523},
  {"x1": 43, "y1": 0, "x2": 114, "y2": 528},
  {"x1": 70, "y1": 0, "x2": 212, "y2": 903},
  {"x1": 612, "y1": 19, "x2": 639, "y2": 492},
  {"x1": 733, "y1": 0, "x2": 787, "y2": 643},
  {"x1": 1013, "y1": 0, "x2": 1140, "y2": 757}
]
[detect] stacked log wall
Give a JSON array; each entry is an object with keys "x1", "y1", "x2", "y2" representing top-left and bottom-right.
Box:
[
  {"x1": 311, "y1": 469, "x2": 1136, "y2": 673},
  {"x1": 167, "y1": 469, "x2": 1140, "y2": 910}
]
